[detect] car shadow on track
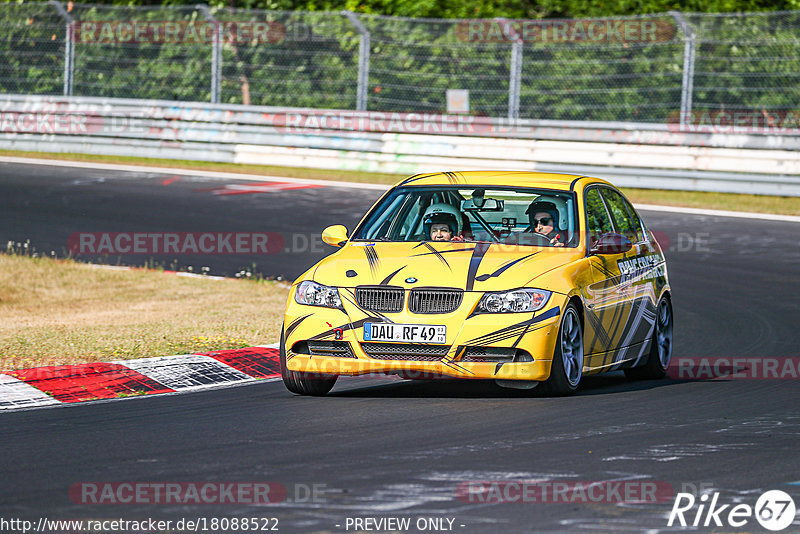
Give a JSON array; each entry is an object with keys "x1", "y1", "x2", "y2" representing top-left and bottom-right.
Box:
[{"x1": 328, "y1": 373, "x2": 698, "y2": 398}]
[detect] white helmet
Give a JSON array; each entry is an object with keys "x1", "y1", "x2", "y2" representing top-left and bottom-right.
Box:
[{"x1": 423, "y1": 203, "x2": 462, "y2": 236}]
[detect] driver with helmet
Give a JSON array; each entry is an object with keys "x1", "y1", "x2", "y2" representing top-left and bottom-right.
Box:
[
  {"x1": 422, "y1": 203, "x2": 464, "y2": 242},
  {"x1": 526, "y1": 200, "x2": 565, "y2": 247}
]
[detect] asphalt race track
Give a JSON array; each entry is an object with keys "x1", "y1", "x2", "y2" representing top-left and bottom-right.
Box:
[
  {"x1": 2, "y1": 161, "x2": 799, "y2": 533},
  {"x1": 0, "y1": 162, "x2": 382, "y2": 279}
]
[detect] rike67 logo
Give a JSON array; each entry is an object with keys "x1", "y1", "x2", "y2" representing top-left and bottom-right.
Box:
[{"x1": 668, "y1": 490, "x2": 796, "y2": 531}]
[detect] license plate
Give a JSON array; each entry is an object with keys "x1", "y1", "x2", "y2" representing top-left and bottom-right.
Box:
[{"x1": 363, "y1": 323, "x2": 446, "y2": 344}]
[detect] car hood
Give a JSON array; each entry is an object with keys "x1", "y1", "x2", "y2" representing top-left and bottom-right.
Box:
[{"x1": 311, "y1": 241, "x2": 582, "y2": 292}]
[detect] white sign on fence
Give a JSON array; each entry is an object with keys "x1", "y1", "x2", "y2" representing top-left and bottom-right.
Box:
[{"x1": 447, "y1": 89, "x2": 469, "y2": 114}]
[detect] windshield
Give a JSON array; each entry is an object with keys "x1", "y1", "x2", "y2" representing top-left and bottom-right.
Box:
[{"x1": 353, "y1": 186, "x2": 579, "y2": 248}]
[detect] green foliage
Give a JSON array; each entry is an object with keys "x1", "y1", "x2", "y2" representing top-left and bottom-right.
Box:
[
  {"x1": 0, "y1": 3, "x2": 65, "y2": 95},
  {"x1": 215, "y1": 9, "x2": 359, "y2": 107},
  {"x1": 4, "y1": 0, "x2": 793, "y2": 18},
  {"x1": 2, "y1": 2, "x2": 799, "y2": 123}
]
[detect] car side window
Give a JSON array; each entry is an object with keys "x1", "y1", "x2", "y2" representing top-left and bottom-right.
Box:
[
  {"x1": 585, "y1": 188, "x2": 614, "y2": 248},
  {"x1": 622, "y1": 197, "x2": 646, "y2": 243},
  {"x1": 600, "y1": 188, "x2": 644, "y2": 244}
]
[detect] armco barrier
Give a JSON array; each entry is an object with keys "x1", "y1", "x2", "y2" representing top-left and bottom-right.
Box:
[{"x1": 2, "y1": 94, "x2": 800, "y2": 196}]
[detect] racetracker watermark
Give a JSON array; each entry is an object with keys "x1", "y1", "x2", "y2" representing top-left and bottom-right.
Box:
[
  {"x1": 0, "y1": 111, "x2": 145, "y2": 135},
  {"x1": 667, "y1": 110, "x2": 800, "y2": 134},
  {"x1": 456, "y1": 480, "x2": 674, "y2": 504},
  {"x1": 69, "y1": 482, "x2": 327, "y2": 505},
  {"x1": 667, "y1": 357, "x2": 800, "y2": 380},
  {"x1": 271, "y1": 111, "x2": 493, "y2": 135},
  {"x1": 646, "y1": 231, "x2": 711, "y2": 254},
  {"x1": 71, "y1": 21, "x2": 285, "y2": 44},
  {"x1": 67, "y1": 232, "x2": 284, "y2": 255},
  {"x1": 456, "y1": 18, "x2": 676, "y2": 43}
]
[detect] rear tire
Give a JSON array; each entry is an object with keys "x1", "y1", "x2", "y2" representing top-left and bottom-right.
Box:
[
  {"x1": 625, "y1": 297, "x2": 673, "y2": 380},
  {"x1": 541, "y1": 303, "x2": 583, "y2": 396},
  {"x1": 280, "y1": 326, "x2": 337, "y2": 396}
]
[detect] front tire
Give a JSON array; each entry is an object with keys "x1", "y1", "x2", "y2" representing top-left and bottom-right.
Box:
[
  {"x1": 280, "y1": 326, "x2": 338, "y2": 396},
  {"x1": 541, "y1": 303, "x2": 583, "y2": 395},
  {"x1": 625, "y1": 297, "x2": 673, "y2": 380}
]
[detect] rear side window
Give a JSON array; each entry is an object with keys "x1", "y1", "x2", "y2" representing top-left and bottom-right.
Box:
[
  {"x1": 585, "y1": 188, "x2": 614, "y2": 248},
  {"x1": 600, "y1": 188, "x2": 645, "y2": 243}
]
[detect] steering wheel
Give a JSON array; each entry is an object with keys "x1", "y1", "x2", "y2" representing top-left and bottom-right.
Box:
[{"x1": 525, "y1": 231, "x2": 553, "y2": 245}]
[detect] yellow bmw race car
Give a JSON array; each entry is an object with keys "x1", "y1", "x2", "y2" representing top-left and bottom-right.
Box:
[{"x1": 280, "y1": 171, "x2": 673, "y2": 396}]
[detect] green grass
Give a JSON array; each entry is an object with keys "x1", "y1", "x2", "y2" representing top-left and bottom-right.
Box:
[
  {"x1": 2, "y1": 149, "x2": 799, "y2": 215},
  {"x1": 619, "y1": 188, "x2": 800, "y2": 216}
]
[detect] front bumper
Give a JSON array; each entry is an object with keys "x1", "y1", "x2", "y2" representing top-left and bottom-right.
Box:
[
  {"x1": 284, "y1": 292, "x2": 563, "y2": 381},
  {"x1": 286, "y1": 353, "x2": 554, "y2": 380}
]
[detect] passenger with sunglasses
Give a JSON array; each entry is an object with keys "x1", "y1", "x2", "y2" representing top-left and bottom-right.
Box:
[{"x1": 525, "y1": 201, "x2": 565, "y2": 247}]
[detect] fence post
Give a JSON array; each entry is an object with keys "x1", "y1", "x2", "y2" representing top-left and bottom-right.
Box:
[
  {"x1": 670, "y1": 11, "x2": 696, "y2": 129},
  {"x1": 197, "y1": 4, "x2": 222, "y2": 104},
  {"x1": 49, "y1": 0, "x2": 74, "y2": 97},
  {"x1": 497, "y1": 18, "x2": 522, "y2": 120},
  {"x1": 343, "y1": 11, "x2": 370, "y2": 111}
]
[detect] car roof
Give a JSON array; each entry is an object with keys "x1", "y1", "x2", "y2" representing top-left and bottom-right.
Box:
[{"x1": 395, "y1": 171, "x2": 611, "y2": 190}]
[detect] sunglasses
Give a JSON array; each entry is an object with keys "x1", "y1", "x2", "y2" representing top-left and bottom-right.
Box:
[{"x1": 532, "y1": 217, "x2": 553, "y2": 226}]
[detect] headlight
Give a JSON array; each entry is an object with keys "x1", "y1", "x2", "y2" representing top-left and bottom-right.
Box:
[
  {"x1": 477, "y1": 288, "x2": 551, "y2": 313},
  {"x1": 294, "y1": 281, "x2": 343, "y2": 310}
]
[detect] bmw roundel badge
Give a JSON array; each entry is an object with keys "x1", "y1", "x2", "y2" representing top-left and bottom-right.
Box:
[{"x1": 405, "y1": 277, "x2": 418, "y2": 284}]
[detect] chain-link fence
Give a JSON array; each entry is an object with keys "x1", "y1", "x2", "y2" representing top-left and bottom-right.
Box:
[
  {"x1": 1, "y1": 2, "x2": 67, "y2": 96},
  {"x1": 2, "y1": 2, "x2": 800, "y2": 124}
]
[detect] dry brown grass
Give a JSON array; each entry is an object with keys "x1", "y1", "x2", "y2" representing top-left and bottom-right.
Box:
[{"x1": 0, "y1": 253, "x2": 289, "y2": 371}]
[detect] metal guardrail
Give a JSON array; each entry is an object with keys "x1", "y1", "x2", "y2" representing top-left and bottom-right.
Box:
[{"x1": 1, "y1": 94, "x2": 799, "y2": 196}]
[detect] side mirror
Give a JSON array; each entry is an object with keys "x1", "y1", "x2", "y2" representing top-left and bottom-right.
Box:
[
  {"x1": 321, "y1": 225, "x2": 349, "y2": 247},
  {"x1": 590, "y1": 233, "x2": 632, "y2": 255}
]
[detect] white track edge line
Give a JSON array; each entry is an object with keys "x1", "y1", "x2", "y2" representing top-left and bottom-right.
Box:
[
  {"x1": 3, "y1": 155, "x2": 798, "y2": 221},
  {"x1": 0, "y1": 156, "x2": 390, "y2": 190}
]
